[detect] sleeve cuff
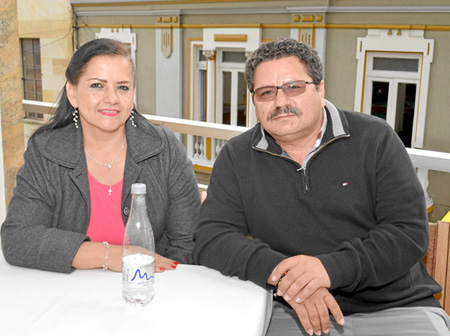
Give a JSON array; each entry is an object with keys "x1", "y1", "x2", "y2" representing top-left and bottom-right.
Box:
[{"x1": 318, "y1": 250, "x2": 358, "y2": 291}]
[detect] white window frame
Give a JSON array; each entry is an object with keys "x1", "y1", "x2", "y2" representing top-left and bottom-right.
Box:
[
  {"x1": 216, "y1": 49, "x2": 247, "y2": 126},
  {"x1": 363, "y1": 52, "x2": 421, "y2": 147},
  {"x1": 354, "y1": 29, "x2": 434, "y2": 148},
  {"x1": 188, "y1": 29, "x2": 260, "y2": 168},
  {"x1": 199, "y1": 28, "x2": 261, "y2": 127},
  {"x1": 190, "y1": 42, "x2": 207, "y2": 122}
]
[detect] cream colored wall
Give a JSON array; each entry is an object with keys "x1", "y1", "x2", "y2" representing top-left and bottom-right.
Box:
[
  {"x1": 423, "y1": 31, "x2": 450, "y2": 152},
  {"x1": 323, "y1": 28, "x2": 363, "y2": 111},
  {"x1": 17, "y1": 0, "x2": 73, "y2": 104},
  {"x1": 420, "y1": 30, "x2": 450, "y2": 221},
  {"x1": 135, "y1": 29, "x2": 157, "y2": 116}
]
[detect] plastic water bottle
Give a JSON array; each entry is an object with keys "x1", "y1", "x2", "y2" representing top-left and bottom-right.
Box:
[{"x1": 122, "y1": 183, "x2": 155, "y2": 305}]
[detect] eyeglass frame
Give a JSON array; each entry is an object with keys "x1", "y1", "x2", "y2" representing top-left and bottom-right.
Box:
[{"x1": 251, "y1": 80, "x2": 317, "y2": 102}]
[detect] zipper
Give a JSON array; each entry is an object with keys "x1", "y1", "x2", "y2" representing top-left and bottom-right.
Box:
[
  {"x1": 296, "y1": 166, "x2": 309, "y2": 193},
  {"x1": 252, "y1": 134, "x2": 350, "y2": 194},
  {"x1": 252, "y1": 146, "x2": 309, "y2": 193}
]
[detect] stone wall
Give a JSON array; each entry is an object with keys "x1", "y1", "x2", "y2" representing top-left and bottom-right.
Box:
[{"x1": 0, "y1": 0, "x2": 26, "y2": 209}]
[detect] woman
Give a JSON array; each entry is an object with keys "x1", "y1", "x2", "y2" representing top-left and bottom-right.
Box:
[{"x1": 1, "y1": 38, "x2": 200, "y2": 273}]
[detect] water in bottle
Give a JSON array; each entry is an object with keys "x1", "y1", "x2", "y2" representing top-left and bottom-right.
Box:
[{"x1": 122, "y1": 183, "x2": 155, "y2": 305}]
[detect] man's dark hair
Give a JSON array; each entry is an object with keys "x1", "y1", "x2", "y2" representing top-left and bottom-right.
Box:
[{"x1": 245, "y1": 38, "x2": 323, "y2": 93}]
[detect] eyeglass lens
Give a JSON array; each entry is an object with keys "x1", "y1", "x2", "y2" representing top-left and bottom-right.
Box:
[{"x1": 253, "y1": 80, "x2": 312, "y2": 102}]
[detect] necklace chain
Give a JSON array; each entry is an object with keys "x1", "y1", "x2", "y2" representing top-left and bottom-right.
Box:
[{"x1": 85, "y1": 138, "x2": 126, "y2": 196}]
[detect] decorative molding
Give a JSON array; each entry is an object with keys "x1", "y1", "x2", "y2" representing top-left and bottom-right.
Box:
[
  {"x1": 74, "y1": 5, "x2": 450, "y2": 16},
  {"x1": 71, "y1": 0, "x2": 280, "y2": 4},
  {"x1": 161, "y1": 28, "x2": 172, "y2": 57},
  {"x1": 287, "y1": 6, "x2": 450, "y2": 13},
  {"x1": 298, "y1": 27, "x2": 314, "y2": 47},
  {"x1": 287, "y1": 6, "x2": 327, "y2": 13},
  {"x1": 74, "y1": 7, "x2": 288, "y2": 16},
  {"x1": 203, "y1": 28, "x2": 261, "y2": 52},
  {"x1": 76, "y1": 23, "x2": 450, "y2": 32},
  {"x1": 202, "y1": 50, "x2": 216, "y2": 60},
  {"x1": 214, "y1": 34, "x2": 247, "y2": 42},
  {"x1": 181, "y1": 7, "x2": 288, "y2": 15},
  {"x1": 301, "y1": 15, "x2": 314, "y2": 23},
  {"x1": 74, "y1": 9, "x2": 181, "y2": 16}
]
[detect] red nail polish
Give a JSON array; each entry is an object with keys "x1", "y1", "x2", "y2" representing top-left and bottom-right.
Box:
[
  {"x1": 171, "y1": 265, "x2": 176, "y2": 269},
  {"x1": 173, "y1": 261, "x2": 179, "y2": 265},
  {"x1": 160, "y1": 267, "x2": 165, "y2": 271}
]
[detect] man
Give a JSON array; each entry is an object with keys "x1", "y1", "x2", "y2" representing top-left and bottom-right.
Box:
[{"x1": 193, "y1": 38, "x2": 450, "y2": 335}]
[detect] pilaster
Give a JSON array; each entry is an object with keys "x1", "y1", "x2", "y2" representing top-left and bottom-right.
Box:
[{"x1": 0, "y1": 0, "x2": 25, "y2": 214}]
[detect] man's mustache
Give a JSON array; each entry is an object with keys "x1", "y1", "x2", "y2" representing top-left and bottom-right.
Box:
[{"x1": 267, "y1": 106, "x2": 302, "y2": 121}]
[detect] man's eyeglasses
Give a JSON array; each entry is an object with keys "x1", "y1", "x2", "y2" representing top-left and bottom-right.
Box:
[{"x1": 252, "y1": 80, "x2": 316, "y2": 102}]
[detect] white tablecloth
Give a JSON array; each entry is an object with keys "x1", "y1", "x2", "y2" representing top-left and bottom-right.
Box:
[{"x1": 0, "y1": 252, "x2": 272, "y2": 336}]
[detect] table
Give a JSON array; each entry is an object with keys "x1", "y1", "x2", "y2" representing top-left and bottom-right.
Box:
[{"x1": 0, "y1": 251, "x2": 272, "y2": 336}]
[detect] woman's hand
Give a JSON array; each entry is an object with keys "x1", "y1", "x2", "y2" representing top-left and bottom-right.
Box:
[
  {"x1": 73, "y1": 243, "x2": 178, "y2": 273},
  {"x1": 155, "y1": 253, "x2": 178, "y2": 273}
]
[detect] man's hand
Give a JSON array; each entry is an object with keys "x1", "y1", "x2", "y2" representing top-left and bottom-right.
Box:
[
  {"x1": 269, "y1": 255, "x2": 331, "y2": 304},
  {"x1": 289, "y1": 287, "x2": 344, "y2": 335}
]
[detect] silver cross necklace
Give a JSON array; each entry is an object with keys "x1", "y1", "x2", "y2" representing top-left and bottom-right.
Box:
[{"x1": 85, "y1": 138, "x2": 126, "y2": 196}]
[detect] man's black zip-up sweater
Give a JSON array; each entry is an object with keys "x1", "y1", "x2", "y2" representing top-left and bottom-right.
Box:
[{"x1": 194, "y1": 101, "x2": 441, "y2": 314}]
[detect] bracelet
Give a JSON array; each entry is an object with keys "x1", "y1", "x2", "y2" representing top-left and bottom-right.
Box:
[
  {"x1": 102, "y1": 241, "x2": 109, "y2": 271},
  {"x1": 273, "y1": 271, "x2": 288, "y2": 298}
]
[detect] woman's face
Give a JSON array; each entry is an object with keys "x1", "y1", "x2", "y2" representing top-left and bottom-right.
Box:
[{"x1": 66, "y1": 55, "x2": 135, "y2": 135}]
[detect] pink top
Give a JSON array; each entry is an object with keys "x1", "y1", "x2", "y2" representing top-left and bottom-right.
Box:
[{"x1": 86, "y1": 171, "x2": 125, "y2": 245}]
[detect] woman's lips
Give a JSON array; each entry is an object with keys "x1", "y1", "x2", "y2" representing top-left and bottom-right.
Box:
[{"x1": 98, "y1": 109, "x2": 119, "y2": 116}]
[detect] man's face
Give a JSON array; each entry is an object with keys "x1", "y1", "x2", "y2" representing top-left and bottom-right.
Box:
[{"x1": 252, "y1": 56, "x2": 325, "y2": 143}]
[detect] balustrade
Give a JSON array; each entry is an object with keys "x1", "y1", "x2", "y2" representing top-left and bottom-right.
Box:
[{"x1": 21, "y1": 100, "x2": 450, "y2": 215}]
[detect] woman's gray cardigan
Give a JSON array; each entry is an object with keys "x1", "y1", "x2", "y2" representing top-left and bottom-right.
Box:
[{"x1": 1, "y1": 115, "x2": 200, "y2": 273}]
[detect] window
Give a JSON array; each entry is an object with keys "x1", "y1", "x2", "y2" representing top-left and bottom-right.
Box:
[
  {"x1": 188, "y1": 29, "x2": 260, "y2": 167},
  {"x1": 191, "y1": 45, "x2": 248, "y2": 126},
  {"x1": 192, "y1": 45, "x2": 207, "y2": 122},
  {"x1": 21, "y1": 39, "x2": 44, "y2": 120},
  {"x1": 217, "y1": 50, "x2": 247, "y2": 127},
  {"x1": 364, "y1": 53, "x2": 421, "y2": 148},
  {"x1": 354, "y1": 29, "x2": 434, "y2": 148}
]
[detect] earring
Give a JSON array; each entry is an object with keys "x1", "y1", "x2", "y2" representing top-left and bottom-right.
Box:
[
  {"x1": 129, "y1": 109, "x2": 137, "y2": 128},
  {"x1": 73, "y1": 108, "x2": 79, "y2": 129}
]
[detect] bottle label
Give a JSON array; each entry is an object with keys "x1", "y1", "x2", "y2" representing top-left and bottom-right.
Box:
[{"x1": 122, "y1": 254, "x2": 154, "y2": 288}]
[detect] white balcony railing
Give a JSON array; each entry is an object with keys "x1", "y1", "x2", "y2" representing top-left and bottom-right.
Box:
[
  {"x1": 21, "y1": 99, "x2": 450, "y2": 211},
  {"x1": 145, "y1": 115, "x2": 248, "y2": 168}
]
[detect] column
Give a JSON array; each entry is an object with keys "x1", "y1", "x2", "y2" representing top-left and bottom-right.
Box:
[
  {"x1": 203, "y1": 50, "x2": 216, "y2": 123},
  {"x1": 155, "y1": 18, "x2": 182, "y2": 119},
  {"x1": 0, "y1": 0, "x2": 25, "y2": 219}
]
